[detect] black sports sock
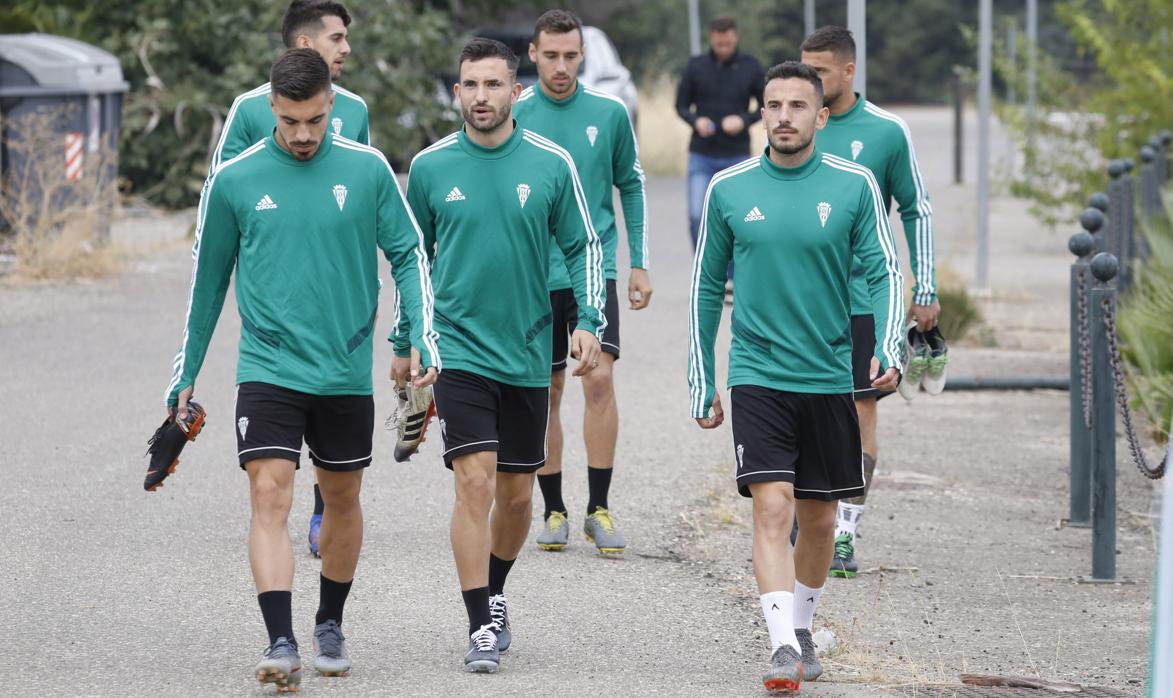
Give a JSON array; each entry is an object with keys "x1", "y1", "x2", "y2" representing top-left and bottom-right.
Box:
[
  {"x1": 586, "y1": 466, "x2": 613, "y2": 514},
  {"x1": 258, "y1": 591, "x2": 296, "y2": 647},
  {"x1": 462, "y1": 586, "x2": 491, "y2": 635},
  {"x1": 315, "y1": 574, "x2": 353, "y2": 626},
  {"x1": 537, "y1": 472, "x2": 566, "y2": 519},
  {"x1": 313, "y1": 484, "x2": 325, "y2": 516},
  {"x1": 488, "y1": 554, "x2": 516, "y2": 596}
]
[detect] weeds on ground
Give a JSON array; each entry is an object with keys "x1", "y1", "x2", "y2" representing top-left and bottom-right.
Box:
[{"x1": 0, "y1": 109, "x2": 122, "y2": 281}]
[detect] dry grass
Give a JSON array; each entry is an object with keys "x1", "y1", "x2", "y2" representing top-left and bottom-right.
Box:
[{"x1": 1, "y1": 109, "x2": 122, "y2": 282}]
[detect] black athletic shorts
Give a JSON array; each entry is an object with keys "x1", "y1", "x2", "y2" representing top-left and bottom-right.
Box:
[
  {"x1": 851, "y1": 314, "x2": 894, "y2": 402},
  {"x1": 432, "y1": 369, "x2": 550, "y2": 473},
  {"x1": 729, "y1": 385, "x2": 864, "y2": 500},
  {"x1": 234, "y1": 381, "x2": 374, "y2": 471},
  {"x1": 551, "y1": 278, "x2": 620, "y2": 371}
]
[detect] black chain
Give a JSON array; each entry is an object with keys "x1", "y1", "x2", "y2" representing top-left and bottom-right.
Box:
[
  {"x1": 1102, "y1": 297, "x2": 1167, "y2": 479},
  {"x1": 1077, "y1": 268, "x2": 1092, "y2": 430}
]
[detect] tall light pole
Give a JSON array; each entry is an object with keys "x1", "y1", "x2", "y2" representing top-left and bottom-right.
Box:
[
  {"x1": 688, "y1": 0, "x2": 701, "y2": 56},
  {"x1": 847, "y1": 0, "x2": 866, "y2": 99},
  {"x1": 1026, "y1": 0, "x2": 1038, "y2": 178},
  {"x1": 977, "y1": 0, "x2": 992, "y2": 291},
  {"x1": 804, "y1": 0, "x2": 815, "y2": 37}
]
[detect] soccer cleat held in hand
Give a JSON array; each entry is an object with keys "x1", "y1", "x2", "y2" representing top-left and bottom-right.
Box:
[{"x1": 144, "y1": 401, "x2": 206, "y2": 492}]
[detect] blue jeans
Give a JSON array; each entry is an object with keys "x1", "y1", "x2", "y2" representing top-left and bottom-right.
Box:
[{"x1": 688, "y1": 152, "x2": 748, "y2": 279}]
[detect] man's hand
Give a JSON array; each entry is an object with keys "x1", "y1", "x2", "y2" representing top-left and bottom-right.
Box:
[
  {"x1": 869, "y1": 357, "x2": 900, "y2": 392},
  {"x1": 570, "y1": 329, "x2": 601, "y2": 377},
  {"x1": 720, "y1": 115, "x2": 746, "y2": 136},
  {"x1": 910, "y1": 299, "x2": 941, "y2": 333},
  {"x1": 628, "y1": 269, "x2": 653, "y2": 310},
  {"x1": 390, "y1": 354, "x2": 411, "y2": 387},
  {"x1": 176, "y1": 386, "x2": 194, "y2": 421},
  {"x1": 694, "y1": 117, "x2": 717, "y2": 137},
  {"x1": 410, "y1": 347, "x2": 438, "y2": 389},
  {"x1": 695, "y1": 393, "x2": 724, "y2": 429}
]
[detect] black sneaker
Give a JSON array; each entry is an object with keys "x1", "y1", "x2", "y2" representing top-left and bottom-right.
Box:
[
  {"x1": 464, "y1": 624, "x2": 499, "y2": 673},
  {"x1": 144, "y1": 402, "x2": 206, "y2": 492},
  {"x1": 794, "y1": 628, "x2": 823, "y2": 681},
  {"x1": 762, "y1": 644, "x2": 803, "y2": 694},
  {"x1": 828, "y1": 532, "x2": 858, "y2": 578}
]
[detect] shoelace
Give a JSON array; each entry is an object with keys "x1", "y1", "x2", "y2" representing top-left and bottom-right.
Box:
[
  {"x1": 796, "y1": 631, "x2": 817, "y2": 658},
  {"x1": 833, "y1": 534, "x2": 853, "y2": 559},
  {"x1": 315, "y1": 622, "x2": 345, "y2": 657},
  {"x1": 470, "y1": 625, "x2": 497, "y2": 652},
  {"x1": 546, "y1": 511, "x2": 567, "y2": 532},
  {"x1": 591, "y1": 507, "x2": 616, "y2": 533},
  {"x1": 267, "y1": 638, "x2": 297, "y2": 658},
  {"x1": 488, "y1": 595, "x2": 507, "y2": 632}
]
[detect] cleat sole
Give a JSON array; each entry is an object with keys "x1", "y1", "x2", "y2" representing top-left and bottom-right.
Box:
[
  {"x1": 764, "y1": 677, "x2": 801, "y2": 693},
  {"x1": 464, "y1": 660, "x2": 499, "y2": 673},
  {"x1": 827, "y1": 569, "x2": 856, "y2": 579},
  {"x1": 537, "y1": 542, "x2": 567, "y2": 551}
]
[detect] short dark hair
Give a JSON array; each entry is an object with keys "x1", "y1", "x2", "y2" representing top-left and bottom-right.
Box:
[
  {"x1": 800, "y1": 25, "x2": 856, "y2": 61},
  {"x1": 533, "y1": 9, "x2": 583, "y2": 45},
  {"x1": 709, "y1": 16, "x2": 737, "y2": 33},
  {"x1": 459, "y1": 37, "x2": 519, "y2": 78},
  {"x1": 270, "y1": 48, "x2": 332, "y2": 101},
  {"x1": 764, "y1": 61, "x2": 824, "y2": 105},
  {"x1": 281, "y1": 0, "x2": 351, "y2": 48}
]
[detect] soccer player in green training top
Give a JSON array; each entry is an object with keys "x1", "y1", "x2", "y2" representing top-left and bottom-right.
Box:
[
  {"x1": 393, "y1": 38, "x2": 605, "y2": 673},
  {"x1": 689, "y1": 62, "x2": 903, "y2": 693},
  {"x1": 513, "y1": 9, "x2": 651, "y2": 555},
  {"x1": 801, "y1": 26, "x2": 939, "y2": 578},
  {"x1": 211, "y1": 0, "x2": 371, "y2": 557},
  {"x1": 163, "y1": 49, "x2": 438, "y2": 691}
]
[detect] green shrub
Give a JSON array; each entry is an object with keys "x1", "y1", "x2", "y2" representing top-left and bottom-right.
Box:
[{"x1": 936, "y1": 285, "x2": 983, "y2": 343}]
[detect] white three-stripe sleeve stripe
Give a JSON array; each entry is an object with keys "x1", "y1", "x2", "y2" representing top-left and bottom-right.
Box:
[
  {"x1": 585, "y1": 86, "x2": 650, "y2": 268},
  {"x1": 334, "y1": 138, "x2": 441, "y2": 368},
  {"x1": 865, "y1": 104, "x2": 934, "y2": 304},
  {"x1": 822, "y1": 154, "x2": 904, "y2": 371},
  {"x1": 166, "y1": 140, "x2": 266, "y2": 402},
  {"x1": 522, "y1": 131, "x2": 607, "y2": 336},
  {"x1": 687, "y1": 158, "x2": 758, "y2": 416},
  {"x1": 211, "y1": 84, "x2": 269, "y2": 175}
]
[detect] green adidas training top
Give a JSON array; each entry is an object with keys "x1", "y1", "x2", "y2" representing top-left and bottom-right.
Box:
[
  {"x1": 393, "y1": 124, "x2": 607, "y2": 387},
  {"x1": 688, "y1": 148, "x2": 905, "y2": 418},
  {"x1": 165, "y1": 133, "x2": 438, "y2": 405},
  {"x1": 513, "y1": 82, "x2": 648, "y2": 289},
  {"x1": 210, "y1": 82, "x2": 370, "y2": 175},
  {"x1": 817, "y1": 94, "x2": 934, "y2": 313}
]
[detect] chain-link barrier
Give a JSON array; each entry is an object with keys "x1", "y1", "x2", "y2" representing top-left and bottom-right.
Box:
[
  {"x1": 1102, "y1": 296, "x2": 1167, "y2": 479},
  {"x1": 1077, "y1": 267, "x2": 1092, "y2": 430}
]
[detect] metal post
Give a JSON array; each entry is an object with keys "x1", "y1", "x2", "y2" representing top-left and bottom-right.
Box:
[
  {"x1": 847, "y1": 0, "x2": 866, "y2": 100},
  {"x1": 1087, "y1": 252, "x2": 1119, "y2": 582},
  {"x1": 804, "y1": 0, "x2": 815, "y2": 37},
  {"x1": 1121, "y1": 158, "x2": 1137, "y2": 283},
  {"x1": 953, "y1": 70, "x2": 964, "y2": 185},
  {"x1": 1161, "y1": 130, "x2": 1172, "y2": 183},
  {"x1": 1007, "y1": 18, "x2": 1018, "y2": 107},
  {"x1": 1026, "y1": 0, "x2": 1038, "y2": 177},
  {"x1": 1141, "y1": 144, "x2": 1159, "y2": 220},
  {"x1": 976, "y1": 0, "x2": 992, "y2": 291},
  {"x1": 687, "y1": 0, "x2": 701, "y2": 56},
  {"x1": 1067, "y1": 217, "x2": 1098, "y2": 527},
  {"x1": 1106, "y1": 161, "x2": 1124, "y2": 257},
  {"x1": 1153, "y1": 427, "x2": 1173, "y2": 696}
]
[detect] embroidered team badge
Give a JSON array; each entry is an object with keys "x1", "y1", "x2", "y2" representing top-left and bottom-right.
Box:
[
  {"x1": 238, "y1": 417, "x2": 250, "y2": 440},
  {"x1": 333, "y1": 184, "x2": 348, "y2": 211},
  {"x1": 586, "y1": 125, "x2": 599, "y2": 147},
  {"x1": 332, "y1": 117, "x2": 343, "y2": 135},
  {"x1": 818, "y1": 202, "x2": 832, "y2": 228},
  {"x1": 517, "y1": 183, "x2": 531, "y2": 208},
  {"x1": 851, "y1": 140, "x2": 864, "y2": 160}
]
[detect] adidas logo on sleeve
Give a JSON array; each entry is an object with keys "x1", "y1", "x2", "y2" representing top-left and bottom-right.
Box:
[
  {"x1": 255, "y1": 195, "x2": 278, "y2": 211},
  {"x1": 743, "y1": 206, "x2": 765, "y2": 222},
  {"x1": 445, "y1": 187, "x2": 466, "y2": 202}
]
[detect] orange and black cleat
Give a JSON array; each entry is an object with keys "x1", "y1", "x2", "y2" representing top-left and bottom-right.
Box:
[{"x1": 144, "y1": 401, "x2": 206, "y2": 492}]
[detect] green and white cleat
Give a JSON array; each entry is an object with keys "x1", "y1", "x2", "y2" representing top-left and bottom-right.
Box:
[
  {"x1": 898, "y1": 324, "x2": 929, "y2": 401},
  {"x1": 828, "y1": 532, "x2": 858, "y2": 578},
  {"x1": 921, "y1": 326, "x2": 949, "y2": 396},
  {"x1": 584, "y1": 507, "x2": 626, "y2": 554},
  {"x1": 536, "y1": 510, "x2": 569, "y2": 551},
  {"x1": 255, "y1": 637, "x2": 302, "y2": 692}
]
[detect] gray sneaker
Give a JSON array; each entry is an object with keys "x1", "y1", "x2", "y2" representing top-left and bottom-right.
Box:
[
  {"x1": 255, "y1": 637, "x2": 302, "y2": 692},
  {"x1": 583, "y1": 507, "x2": 626, "y2": 554},
  {"x1": 489, "y1": 594, "x2": 511, "y2": 652},
  {"x1": 762, "y1": 644, "x2": 803, "y2": 694},
  {"x1": 794, "y1": 628, "x2": 823, "y2": 681},
  {"x1": 464, "y1": 624, "x2": 500, "y2": 673},
  {"x1": 312, "y1": 619, "x2": 351, "y2": 676},
  {"x1": 536, "y1": 511, "x2": 569, "y2": 551}
]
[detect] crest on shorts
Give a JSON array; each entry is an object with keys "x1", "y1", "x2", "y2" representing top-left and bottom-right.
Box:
[
  {"x1": 517, "y1": 183, "x2": 531, "y2": 208},
  {"x1": 736, "y1": 443, "x2": 745, "y2": 470},
  {"x1": 851, "y1": 139, "x2": 864, "y2": 160},
  {"x1": 439, "y1": 419, "x2": 447, "y2": 439},
  {"x1": 817, "y1": 201, "x2": 832, "y2": 228},
  {"x1": 238, "y1": 417, "x2": 249, "y2": 440},
  {"x1": 586, "y1": 125, "x2": 599, "y2": 147},
  {"x1": 332, "y1": 117, "x2": 343, "y2": 135},
  {"x1": 333, "y1": 184, "x2": 348, "y2": 211}
]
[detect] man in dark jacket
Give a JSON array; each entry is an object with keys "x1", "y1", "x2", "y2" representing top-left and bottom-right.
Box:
[{"x1": 676, "y1": 16, "x2": 765, "y2": 257}]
